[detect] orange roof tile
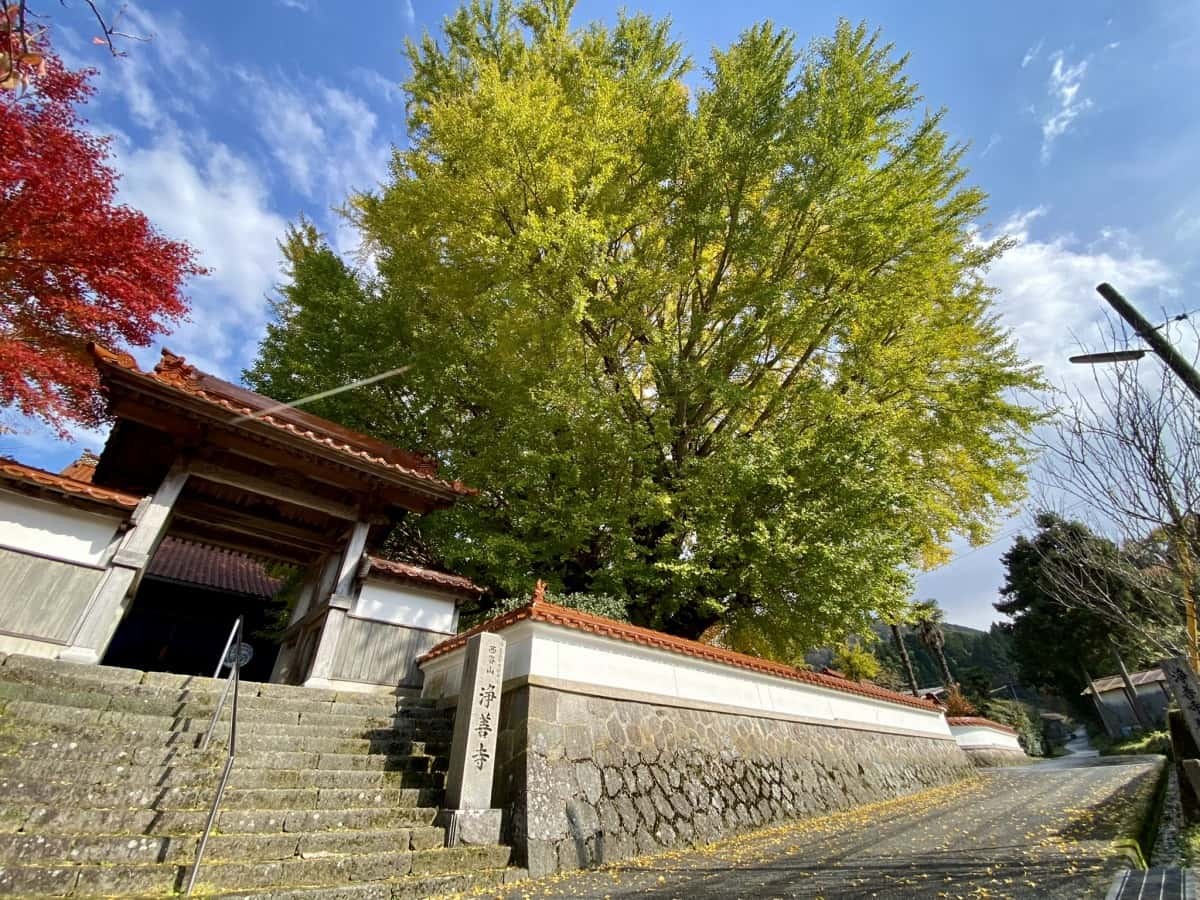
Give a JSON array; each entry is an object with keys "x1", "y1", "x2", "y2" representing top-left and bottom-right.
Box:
[
  {"x1": 59, "y1": 451, "x2": 99, "y2": 483},
  {"x1": 147, "y1": 537, "x2": 283, "y2": 597},
  {"x1": 90, "y1": 344, "x2": 475, "y2": 499},
  {"x1": 364, "y1": 556, "x2": 485, "y2": 596},
  {"x1": 946, "y1": 716, "x2": 1019, "y2": 735},
  {"x1": 0, "y1": 457, "x2": 140, "y2": 510},
  {"x1": 420, "y1": 595, "x2": 942, "y2": 713}
]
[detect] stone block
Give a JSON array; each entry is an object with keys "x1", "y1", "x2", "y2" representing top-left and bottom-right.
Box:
[
  {"x1": 526, "y1": 686, "x2": 559, "y2": 723},
  {"x1": 74, "y1": 862, "x2": 179, "y2": 896},
  {"x1": 0, "y1": 864, "x2": 80, "y2": 896},
  {"x1": 436, "y1": 807, "x2": 503, "y2": 846},
  {"x1": 409, "y1": 825, "x2": 445, "y2": 851},
  {"x1": 524, "y1": 838, "x2": 559, "y2": 877},
  {"x1": 527, "y1": 719, "x2": 564, "y2": 760},
  {"x1": 563, "y1": 724, "x2": 591, "y2": 761}
]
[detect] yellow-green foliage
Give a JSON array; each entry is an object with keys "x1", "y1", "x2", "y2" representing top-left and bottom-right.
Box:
[
  {"x1": 247, "y1": 2, "x2": 1040, "y2": 658},
  {"x1": 831, "y1": 643, "x2": 881, "y2": 682}
]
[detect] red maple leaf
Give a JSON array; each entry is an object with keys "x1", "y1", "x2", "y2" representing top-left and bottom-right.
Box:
[{"x1": 0, "y1": 26, "x2": 205, "y2": 435}]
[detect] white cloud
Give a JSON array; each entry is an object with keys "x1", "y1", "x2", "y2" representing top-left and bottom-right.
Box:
[
  {"x1": 240, "y1": 72, "x2": 392, "y2": 208},
  {"x1": 1041, "y1": 51, "x2": 1093, "y2": 162},
  {"x1": 109, "y1": 131, "x2": 288, "y2": 376},
  {"x1": 353, "y1": 68, "x2": 404, "y2": 105},
  {"x1": 1021, "y1": 38, "x2": 1043, "y2": 69},
  {"x1": 979, "y1": 133, "x2": 1001, "y2": 158},
  {"x1": 403, "y1": 0, "x2": 415, "y2": 26},
  {"x1": 278, "y1": 0, "x2": 310, "y2": 10},
  {"x1": 917, "y1": 214, "x2": 1180, "y2": 627},
  {"x1": 984, "y1": 208, "x2": 1174, "y2": 389}
]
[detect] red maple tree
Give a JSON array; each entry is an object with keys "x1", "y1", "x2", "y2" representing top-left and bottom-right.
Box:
[{"x1": 1, "y1": 21, "x2": 204, "y2": 434}]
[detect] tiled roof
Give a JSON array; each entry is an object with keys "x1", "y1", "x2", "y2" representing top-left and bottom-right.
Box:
[
  {"x1": 90, "y1": 344, "x2": 475, "y2": 499},
  {"x1": 147, "y1": 537, "x2": 283, "y2": 598},
  {"x1": 363, "y1": 556, "x2": 485, "y2": 596},
  {"x1": 0, "y1": 457, "x2": 140, "y2": 511},
  {"x1": 947, "y1": 716, "x2": 1019, "y2": 736},
  {"x1": 59, "y1": 451, "x2": 99, "y2": 483},
  {"x1": 419, "y1": 595, "x2": 942, "y2": 713},
  {"x1": 1081, "y1": 669, "x2": 1166, "y2": 696}
]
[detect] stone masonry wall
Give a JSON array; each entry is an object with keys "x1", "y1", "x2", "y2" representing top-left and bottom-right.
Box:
[{"x1": 494, "y1": 683, "x2": 975, "y2": 876}]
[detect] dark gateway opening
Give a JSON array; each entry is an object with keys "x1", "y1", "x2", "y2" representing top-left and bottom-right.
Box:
[{"x1": 102, "y1": 537, "x2": 292, "y2": 682}]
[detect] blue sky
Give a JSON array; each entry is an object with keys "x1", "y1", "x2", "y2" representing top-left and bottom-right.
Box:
[{"x1": 5, "y1": 0, "x2": 1198, "y2": 629}]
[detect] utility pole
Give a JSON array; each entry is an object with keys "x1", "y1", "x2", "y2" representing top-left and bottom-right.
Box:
[
  {"x1": 1096, "y1": 283, "x2": 1200, "y2": 402},
  {"x1": 1093, "y1": 284, "x2": 1200, "y2": 672}
]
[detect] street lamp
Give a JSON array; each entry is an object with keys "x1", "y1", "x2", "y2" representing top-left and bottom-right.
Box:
[
  {"x1": 1069, "y1": 349, "x2": 1147, "y2": 365},
  {"x1": 1073, "y1": 283, "x2": 1200, "y2": 402}
]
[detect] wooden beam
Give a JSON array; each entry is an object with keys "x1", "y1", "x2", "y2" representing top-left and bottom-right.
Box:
[
  {"x1": 164, "y1": 522, "x2": 316, "y2": 567},
  {"x1": 172, "y1": 502, "x2": 336, "y2": 554},
  {"x1": 188, "y1": 462, "x2": 358, "y2": 520},
  {"x1": 212, "y1": 430, "x2": 376, "y2": 493}
]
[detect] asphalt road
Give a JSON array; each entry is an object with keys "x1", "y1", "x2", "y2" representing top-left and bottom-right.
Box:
[{"x1": 484, "y1": 754, "x2": 1165, "y2": 900}]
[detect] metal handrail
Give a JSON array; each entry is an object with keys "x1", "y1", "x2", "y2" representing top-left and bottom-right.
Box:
[{"x1": 185, "y1": 616, "x2": 243, "y2": 896}]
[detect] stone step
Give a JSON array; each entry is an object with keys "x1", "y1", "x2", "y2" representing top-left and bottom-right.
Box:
[
  {"x1": 0, "y1": 826, "x2": 447, "y2": 866},
  {"x1": 211, "y1": 869, "x2": 520, "y2": 900},
  {"x1": 8, "y1": 804, "x2": 440, "y2": 836},
  {"x1": 0, "y1": 721, "x2": 442, "y2": 756},
  {"x1": 0, "y1": 778, "x2": 443, "y2": 811},
  {"x1": 0, "y1": 699, "x2": 453, "y2": 741},
  {"x1": 0, "y1": 675, "x2": 438, "y2": 722},
  {"x1": 13, "y1": 871, "x2": 513, "y2": 900},
  {"x1": 0, "y1": 690, "x2": 443, "y2": 734},
  {"x1": 0, "y1": 757, "x2": 445, "y2": 791},
  {"x1": 0, "y1": 736, "x2": 449, "y2": 771},
  {"x1": 0, "y1": 843, "x2": 510, "y2": 897},
  {"x1": 0, "y1": 655, "x2": 425, "y2": 709}
]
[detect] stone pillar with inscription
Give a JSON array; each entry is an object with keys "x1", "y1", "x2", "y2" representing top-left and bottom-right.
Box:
[
  {"x1": 435, "y1": 632, "x2": 506, "y2": 846},
  {"x1": 1160, "y1": 656, "x2": 1200, "y2": 798}
]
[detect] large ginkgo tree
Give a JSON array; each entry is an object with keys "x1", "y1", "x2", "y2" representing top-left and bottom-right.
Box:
[{"x1": 247, "y1": 0, "x2": 1039, "y2": 658}]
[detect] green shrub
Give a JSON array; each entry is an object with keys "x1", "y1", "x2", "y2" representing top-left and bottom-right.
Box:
[
  {"x1": 491, "y1": 590, "x2": 630, "y2": 621},
  {"x1": 1107, "y1": 730, "x2": 1169, "y2": 757},
  {"x1": 980, "y1": 698, "x2": 1045, "y2": 757}
]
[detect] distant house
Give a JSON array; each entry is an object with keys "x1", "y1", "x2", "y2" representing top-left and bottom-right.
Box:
[
  {"x1": 1039, "y1": 711, "x2": 1072, "y2": 746},
  {"x1": 1082, "y1": 668, "x2": 1171, "y2": 738}
]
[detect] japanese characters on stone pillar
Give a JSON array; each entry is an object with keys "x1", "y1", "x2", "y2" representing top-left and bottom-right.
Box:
[
  {"x1": 436, "y1": 631, "x2": 506, "y2": 846},
  {"x1": 1161, "y1": 657, "x2": 1200, "y2": 800}
]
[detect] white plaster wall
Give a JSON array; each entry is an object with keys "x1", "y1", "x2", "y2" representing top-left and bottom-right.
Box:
[
  {"x1": 949, "y1": 724, "x2": 1024, "y2": 752},
  {"x1": 0, "y1": 490, "x2": 124, "y2": 567},
  {"x1": 354, "y1": 578, "x2": 459, "y2": 633},
  {"x1": 421, "y1": 620, "x2": 952, "y2": 739}
]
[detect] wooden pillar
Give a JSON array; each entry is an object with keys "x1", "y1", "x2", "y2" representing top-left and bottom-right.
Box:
[
  {"x1": 304, "y1": 521, "x2": 371, "y2": 689},
  {"x1": 60, "y1": 459, "x2": 190, "y2": 664},
  {"x1": 1111, "y1": 645, "x2": 1152, "y2": 732}
]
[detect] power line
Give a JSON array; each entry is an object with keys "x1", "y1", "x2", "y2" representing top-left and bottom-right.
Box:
[{"x1": 230, "y1": 366, "x2": 412, "y2": 424}]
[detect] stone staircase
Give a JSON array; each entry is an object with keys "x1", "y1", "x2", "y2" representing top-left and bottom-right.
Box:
[{"x1": 0, "y1": 652, "x2": 518, "y2": 897}]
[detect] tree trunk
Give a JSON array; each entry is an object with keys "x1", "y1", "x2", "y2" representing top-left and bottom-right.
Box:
[
  {"x1": 935, "y1": 645, "x2": 955, "y2": 689},
  {"x1": 1111, "y1": 644, "x2": 1152, "y2": 731},
  {"x1": 1082, "y1": 662, "x2": 1120, "y2": 739},
  {"x1": 890, "y1": 623, "x2": 920, "y2": 697}
]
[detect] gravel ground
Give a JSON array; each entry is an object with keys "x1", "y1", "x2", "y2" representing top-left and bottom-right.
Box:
[
  {"x1": 473, "y1": 754, "x2": 1165, "y2": 900},
  {"x1": 1150, "y1": 764, "x2": 1184, "y2": 867}
]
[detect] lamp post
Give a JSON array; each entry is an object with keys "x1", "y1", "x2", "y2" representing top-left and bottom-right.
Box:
[
  {"x1": 1071, "y1": 283, "x2": 1200, "y2": 403},
  {"x1": 1070, "y1": 283, "x2": 1200, "y2": 671}
]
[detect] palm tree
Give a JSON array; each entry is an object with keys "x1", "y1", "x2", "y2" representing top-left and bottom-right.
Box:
[
  {"x1": 913, "y1": 599, "x2": 955, "y2": 689},
  {"x1": 886, "y1": 615, "x2": 920, "y2": 697}
]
